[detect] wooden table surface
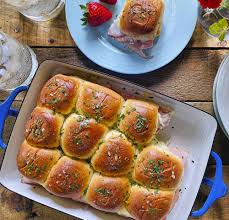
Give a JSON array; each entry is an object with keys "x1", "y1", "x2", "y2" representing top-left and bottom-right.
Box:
[{"x1": 0, "y1": 1, "x2": 229, "y2": 219}]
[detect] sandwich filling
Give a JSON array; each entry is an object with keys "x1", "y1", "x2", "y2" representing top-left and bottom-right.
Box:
[{"x1": 108, "y1": 20, "x2": 153, "y2": 58}]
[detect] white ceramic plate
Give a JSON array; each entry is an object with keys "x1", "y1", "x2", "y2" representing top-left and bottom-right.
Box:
[
  {"x1": 65, "y1": 0, "x2": 198, "y2": 74},
  {"x1": 214, "y1": 54, "x2": 229, "y2": 139}
]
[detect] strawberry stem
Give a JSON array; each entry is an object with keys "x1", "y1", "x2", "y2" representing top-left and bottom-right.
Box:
[{"x1": 80, "y1": 4, "x2": 89, "y2": 26}]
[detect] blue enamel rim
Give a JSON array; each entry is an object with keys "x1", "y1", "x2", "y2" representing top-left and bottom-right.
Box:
[{"x1": 0, "y1": 61, "x2": 227, "y2": 218}]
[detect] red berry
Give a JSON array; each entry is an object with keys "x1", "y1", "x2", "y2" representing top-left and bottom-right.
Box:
[
  {"x1": 80, "y1": 2, "x2": 112, "y2": 27},
  {"x1": 198, "y1": 0, "x2": 222, "y2": 9},
  {"x1": 100, "y1": 0, "x2": 117, "y2": 5}
]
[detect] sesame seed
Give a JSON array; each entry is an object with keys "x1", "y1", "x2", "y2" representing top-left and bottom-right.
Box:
[
  {"x1": 114, "y1": 154, "x2": 118, "y2": 161},
  {"x1": 171, "y1": 171, "x2": 176, "y2": 179}
]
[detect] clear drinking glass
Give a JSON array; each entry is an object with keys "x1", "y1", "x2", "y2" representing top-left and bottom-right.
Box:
[
  {"x1": 0, "y1": 31, "x2": 38, "y2": 91},
  {"x1": 198, "y1": 4, "x2": 229, "y2": 41},
  {"x1": 4, "y1": 0, "x2": 65, "y2": 22}
]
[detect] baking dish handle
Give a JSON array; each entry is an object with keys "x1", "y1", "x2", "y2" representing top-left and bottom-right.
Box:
[
  {"x1": 0, "y1": 85, "x2": 28, "y2": 149},
  {"x1": 191, "y1": 151, "x2": 228, "y2": 217}
]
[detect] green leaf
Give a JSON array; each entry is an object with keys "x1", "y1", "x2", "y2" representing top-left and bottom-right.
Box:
[
  {"x1": 220, "y1": 0, "x2": 229, "y2": 11},
  {"x1": 80, "y1": 4, "x2": 87, "y2": 10},
  {"x1": 209, "y1": 23, "x2": 222, "y2": 35},
  {"x1": 218, "y1": 18, "x2": 228, "y2": 30},
  {"x1": 83, "y1": 12, "x2": 89, "y2": 17},
  {"x1": 219, "y1": 31, "x2": 226, "y2": 41},
  {"x1": 80, "y1": 17, "x2": 87, "y2": 22},
  {"x1": 82, "y1": 21, "x2": 87, "y2": 26}
]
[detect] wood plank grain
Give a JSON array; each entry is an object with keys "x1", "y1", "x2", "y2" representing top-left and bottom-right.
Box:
[
  {"x1": 0, "y1": 1, "x2": 228, "y2": 48},
  {"x1": 1, "y1": 48, "x2": 227, "y2": 101},
  {"x1": 0, "y1": 165, "x2": 228, "y2": 220}
]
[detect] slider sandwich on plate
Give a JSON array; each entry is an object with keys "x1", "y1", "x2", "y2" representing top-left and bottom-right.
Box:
[{"x1": 108, "y1": 0, "x2": 164, "y2": 58}]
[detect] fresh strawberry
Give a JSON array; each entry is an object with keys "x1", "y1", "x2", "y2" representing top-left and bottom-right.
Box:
[
  {"x1": 100, "y1": 0, "x2": 117, "y2": 5},
  {"x1": 80, "y1": 2, "x2": 112, "y2": 27}
]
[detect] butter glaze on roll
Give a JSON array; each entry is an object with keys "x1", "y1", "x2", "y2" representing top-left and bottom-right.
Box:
[
  {"x1": 76, "y1": 81, "x2": 124, "y2": 127},
  {"x1": 126, "y1": 185, "x2": 175, "y2": 220},
  {"x1": 61, "y1": 114, "x2": 107, "y2": 159},
  {"x1": 91, "y1": 130, "x2": 135, "y2": 176},
  {"x1": 119, "y1": 0, "x2": 164, "y2": 38},
  {"x1": 133, "y1": 145, "x2": 184, "y2": 190},
  {"x1": 118, "y1": 99, "x2": 159, "y2": 145},
  {"x1": 37, "y1": 74, "x2": 81, "y2": 114},
  {"x1": 17, "y1": 141, "x2": 62, "y2": 184},
  {"x1": 85, "y1": 173, "x2": 130, "y2": 213},
  {"x1": 44, "y1": 156, "x2": 92, "y2": 201},
  {"x1": 25, "y1": 107, "x2": 64, "y2": 148}
]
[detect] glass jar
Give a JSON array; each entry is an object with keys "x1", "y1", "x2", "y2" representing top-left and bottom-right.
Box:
[
  {"x1": 0, "y1": 32, "x2": 38, "y2": 91},
  {"x1": 198, "y1": 1, "x2": 229, "y2": 41},
  {"x1": 4, "y1": 0, "x2": 65, "y2": 22}
]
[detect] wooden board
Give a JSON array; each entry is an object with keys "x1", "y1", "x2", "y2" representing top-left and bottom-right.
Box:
[
  {"x1": 0, "y1": 1, "x2": 228, "y2": 48},
  {"x1": 0, "y1": 48, "x2": 228, "y2": 101}
]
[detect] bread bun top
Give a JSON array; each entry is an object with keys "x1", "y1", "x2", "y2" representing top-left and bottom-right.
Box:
[
  {"x1": 25, "y1": 107, "x2": 64, "y2": 148},
  {"x1": 85, "y1": 173, "x2": 130, "y2": 212},
  {"x1": 61, "y1": 114, "x2": 107, "y2": 159},
  {"x1": 44, "y1": 156, "x2": 92, "y2": 200},
  {"x1": 126, "y1": 185, "x2": 175, "y2": 220},
  {"x1": 91, "y1": 130, "x2": 135, "y2": 176},
  {"x1": 133, "y1": 145, "x2": 184, "y2": 190},
  {"x1": 37, "y1": 74, "x2": 81, "y2": 114},
  {"x1": 17, "y1": 141, "x2": 62, "y2": 184},
  {"x1": 118, "y1": 99, "x2": 159, "y2": 145},
  {"x1": 76, "y1": 81, "x2": 124, "y2": 127},
  {"x1": 118, "y1": 0, "x2": 164, "y2": 41}
]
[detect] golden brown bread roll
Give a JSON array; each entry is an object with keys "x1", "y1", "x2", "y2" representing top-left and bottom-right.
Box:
[
  {"x1": 76, "y1": 81, "x2": 124, "y2": 127},
  {"x1": 118, "y1": 0, "x2": 165, "y2": 41},
  {"x1": 37, "y1": 74, "x2": 81, "y2": 114},
  {"x1": 118, "y1": 99, "x2": 159, "y2": 145},
  {"x1": 61, "y1": 114, "x2": 107, "y2": 159},
  {"x1": 85, "y1": 173, "x2": 130, "y2": 213},
  {"x1": 17, "y1": 141, "x2": 62, "y2": 184},
  {"x1": 126, "y1": 185, "x2": 175, "y2": 220},
  {"x1": 91, "y1": 130, "x2": 135, "y2": 176},
  {"x1": 44, "y1": 156, "x2": 92, "y2": 201},
  {"x1": 25, "y1": 107, "x2": 64, "y2": 148},
  {"x1": 133, "y1": 145, "x2": 184, "y2": 190}
]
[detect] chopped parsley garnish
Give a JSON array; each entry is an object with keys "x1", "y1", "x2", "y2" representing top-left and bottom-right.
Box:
[
  {"x1": 73, "y1": 137, "x2": 83, "y2": 145},
  {"x1": 84, "y1": 112, "x2": 91, "y2": 119},
  {"x1": 77, "y1": 116, "x2": 84, "y2": 122},
  {"x1": 73, "y1": 173, "x2": 79, "y2": 180},
  {"x1": 145, "y1": 160, "x2": 165, "y2": 184},
  {"x1": 112, "y1": 114, "x2": 125, "y2": 129},
  {"x1": 148, "y1": 207, "x2": 157, "y2": 216},
  {"x1": 47, "y1": 97, "x2": 61, "y2": 105},
  {"x1": 135, "y1": 114, "x2": 148, "y2": 133},
  {"x1": 70, "y1": 183, "x2": 79, "y2": 192},
  {"x1": 127, "y1": 107, "x2": 136, "y2": 115},
  {"x1": 94, "y1": 188, "x2": 112, "y2": 196}
]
